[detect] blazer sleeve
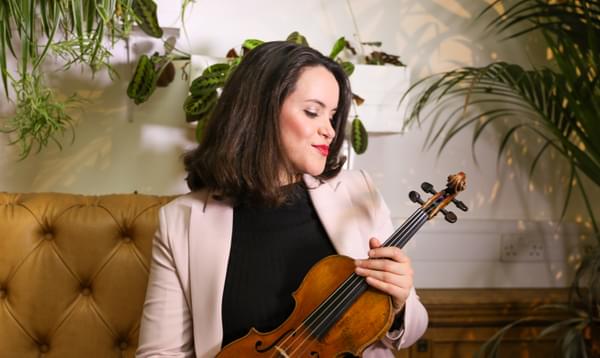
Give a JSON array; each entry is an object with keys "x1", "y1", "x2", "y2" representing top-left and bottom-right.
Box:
[
  {"x1": 136, "y1": 207, "x2": 194, "y2": 358},
  {"x1": 358, "y1": 170, "x2": 429, "y2": 356}
]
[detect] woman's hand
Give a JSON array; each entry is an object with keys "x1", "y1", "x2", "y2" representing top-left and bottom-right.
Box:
[{"x1": 354, "y1": 238, "x2": 413, "y2": 314}]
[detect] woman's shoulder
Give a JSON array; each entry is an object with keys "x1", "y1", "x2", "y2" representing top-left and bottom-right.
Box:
[
  {"x1": 160, "y1": 189, "x2": 211, "y2": 215},
  {"x1": 323, "y1": 169, "x2": 377, "y2": 193}
]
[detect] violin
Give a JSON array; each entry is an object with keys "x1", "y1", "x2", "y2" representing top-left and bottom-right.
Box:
[{"x1": 217, "y1": 172, "x2": 468, "y2": 357}]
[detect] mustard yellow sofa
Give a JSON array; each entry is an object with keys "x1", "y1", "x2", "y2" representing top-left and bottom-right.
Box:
[{"x1": 0, "y1": 192, "x2": 175, "y2": 357}]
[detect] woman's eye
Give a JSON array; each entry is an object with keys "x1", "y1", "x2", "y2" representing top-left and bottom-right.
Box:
[{"x1": 304, "y1": 110, "x2": 318, "y2": 118}]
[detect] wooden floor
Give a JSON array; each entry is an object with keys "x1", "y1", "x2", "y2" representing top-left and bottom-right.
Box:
[{"x1": 397, "y1": 288, "x2": 572, "y2": 358}]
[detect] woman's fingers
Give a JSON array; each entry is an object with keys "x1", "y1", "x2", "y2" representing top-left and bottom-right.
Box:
[{"x1": 355, "y1": 237, "x2": 414, "y2": 312}]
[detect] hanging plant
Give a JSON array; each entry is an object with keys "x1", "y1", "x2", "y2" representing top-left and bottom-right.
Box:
[
  {"x1": 0, "y1": 0, "x2": 175, "y2": 159},
  {"x1": 1, "y1": 71, "x2": 82, "y2": 160}
]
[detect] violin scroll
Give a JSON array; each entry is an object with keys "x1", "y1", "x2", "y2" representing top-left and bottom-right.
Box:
[{"x1": 409, "y1": 172, "x2": 468, "y2": 223}]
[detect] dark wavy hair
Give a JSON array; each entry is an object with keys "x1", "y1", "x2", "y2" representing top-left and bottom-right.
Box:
[{"x1": 183, "y1": 41, "x2": 352, "y2": 206}]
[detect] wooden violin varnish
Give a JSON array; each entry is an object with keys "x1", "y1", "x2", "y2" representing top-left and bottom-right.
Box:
[{"x1": 218, "y1": 172, "x2": 468, "y2": 357}]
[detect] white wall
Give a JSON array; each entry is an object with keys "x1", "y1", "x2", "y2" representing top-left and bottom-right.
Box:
[{"x1": 1, "y1": 0, "x2": 598, "y2": 288}]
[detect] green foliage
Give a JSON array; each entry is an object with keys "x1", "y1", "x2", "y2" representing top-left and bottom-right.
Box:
[
  {"x1": 403, "y1": 0, "x2": 600, "y2": 356},
  {"x1": 351, "y1": 115, "x2": 368, "y2": 154},
  {"x1": 127, "y1": 54, "x2": 157, "y2": 105},
  {"x1": 0, "y1": 71, "x2": 82, "y2": 160},
  {"x1": 340, "y1": 61, "x2": 355, "y2": 77},
  {"x1": 132, "y1": 0, "x2": 163, "y2": 38},
  {"x1": 403, "y1": 0, "x2": 600, "y2": 235},
  {"x1": 474, "y1": 304, "x2": 593, "y2": 358},
  {"x1": 50, "y1": 37, "x2": 118, "y2": 79},
  {"x1": 329, "y1": 37, "x2": 346, "y2": 59},
  {"x1": 0, "y1": 0, "x2": 163, "y2": 159},
  {"x1": 242, "y1": 39, "x2": 265, "y2": 52},
  {"x1": 286, "y1": 31, "x2": 308, "y2": 46}
]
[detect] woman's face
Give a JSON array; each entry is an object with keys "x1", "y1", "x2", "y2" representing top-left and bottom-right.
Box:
[{"x1": 279, "y1": 65, "x2": 339, "y2": 181}]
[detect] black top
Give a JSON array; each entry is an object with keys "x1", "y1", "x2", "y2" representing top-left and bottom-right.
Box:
[{"x1": 220, "y1": 183, "x2": 336, "y2": 347}]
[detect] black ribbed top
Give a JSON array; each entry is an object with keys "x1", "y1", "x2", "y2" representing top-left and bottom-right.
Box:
[{"x1": 221, "y1": 183, "x2": 336, "y2": 347}]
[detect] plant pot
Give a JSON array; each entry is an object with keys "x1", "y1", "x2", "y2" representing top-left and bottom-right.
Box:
[{"x1": 348, "y1": 64, "x2": 410, "y2": 133}]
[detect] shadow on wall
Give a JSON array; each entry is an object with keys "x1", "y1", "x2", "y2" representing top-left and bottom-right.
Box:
[{"x1": 0, "y1": 37, "x2": 195, "y2": 194}]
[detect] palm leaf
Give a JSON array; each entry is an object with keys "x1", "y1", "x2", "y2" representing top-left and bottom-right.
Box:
[
  {"x1": 405, "y1": 61, "x2": 600, "y2": 186},
  {"x1": 405, "y1": 1, "x2": 600, "y2": 356}
]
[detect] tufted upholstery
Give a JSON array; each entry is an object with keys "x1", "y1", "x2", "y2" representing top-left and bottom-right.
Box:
[{"x1": 0, "y1": 192, "x2": 176, "y2": 357}]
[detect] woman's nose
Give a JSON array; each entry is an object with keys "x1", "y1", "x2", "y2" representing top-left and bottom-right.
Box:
[{"x1": 319, "y1": 118, "x2": 335, "y2": 140}]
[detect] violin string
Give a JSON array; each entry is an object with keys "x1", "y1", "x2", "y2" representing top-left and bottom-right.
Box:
[
  {"x1": 387, "y1": 211, "x2": 430, "y2": 248},
  {"x1": 277, "y1": 209, "x2": 424, "y2": 355},
  {"x1": 282, "y1": 210, "x2": 428, "y2": 356},
  {"x1": 281, "y1": 203, "x2": 435, "y2": 355},
  {"x1": 284, "y1": 211, "x2": 429, "y2": 357},
  {"x1": 280, "y1": 209, "x2": 429, "y2": 356}
]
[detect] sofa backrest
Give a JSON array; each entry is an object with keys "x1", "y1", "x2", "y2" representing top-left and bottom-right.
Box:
[{"x1": 0, "y1": 193, "x2": 175, "y2": 357}]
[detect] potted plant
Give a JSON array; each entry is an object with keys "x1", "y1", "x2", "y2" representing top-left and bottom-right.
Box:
[
  {"x1": 0, "y1": 0, "x2": 190, "y2": 159},
  {"x1": 133, "y1": 31, "x2": 406, "y2": 156},
  {"x1": 402, "y1": 0, "x2": 600, "y2": 356}
]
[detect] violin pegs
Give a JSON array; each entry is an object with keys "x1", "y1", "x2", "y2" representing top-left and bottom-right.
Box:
[
  {"x1": 441, "y1": 209, "x2": 457, "y2": 223},
  {"x1": 409, "y1": 191, "x2": 424, "y2": 205},
  {"x1": 421, "y1": 182, "x2": 436, "y2": 194},
  {"x1": 452, "y1": 199, "x2": 468, "y2": 212}
]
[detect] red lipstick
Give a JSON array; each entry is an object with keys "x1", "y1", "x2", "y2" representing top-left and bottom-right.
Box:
[{"x1": 313, "y1": 145, "x2": 329, "y2": 156}]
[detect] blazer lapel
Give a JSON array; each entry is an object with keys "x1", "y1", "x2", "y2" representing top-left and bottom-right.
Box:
[
  {"x1": 188, "y1": 192, "x2": 233, "y2": 357},
  {"x1": 304, "y1": 174, "x2": 368, "y2": 259}
]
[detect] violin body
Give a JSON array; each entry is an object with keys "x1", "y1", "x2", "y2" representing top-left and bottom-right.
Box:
[
  {"x1": 217, "y1": 255, "x2": 394, "y2": 357},
  {"x1": 218, "y1": 172, "x2": 468, "y2": 357}
]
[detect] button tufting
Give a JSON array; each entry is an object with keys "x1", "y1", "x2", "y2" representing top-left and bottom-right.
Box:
[
  {"x1": 119, "y1": 341, "x2": 128, "y2": 350},
  {"x1": 81, "y1": 288, "x2": 91, "y2": 296},
  {"x1": 44, "y1": 232, "x2": 53, "y2": 240},
  {"x1": 123, "y1": 236, "x2": 132, "y2": 243},
  {"x1": 39, "y1": 344, "x2": 49, "y2": 353}
]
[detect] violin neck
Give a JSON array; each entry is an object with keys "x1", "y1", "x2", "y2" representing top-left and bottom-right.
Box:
[{"x1": 382, "y1": 208, "x2": 428, "y2": 249}]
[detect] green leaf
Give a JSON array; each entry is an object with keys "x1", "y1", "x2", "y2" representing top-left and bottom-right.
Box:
[
  {"x1": 184, "y1": 91, "x2": 218, "y2": 119},
  {"x1": 329, "y1": 37, "x2": 346, "y2": 59},
  {"x1": 0, "y1": 4, "x2": 9, "y2": 98},
  {"x1": 286, "y1": 31, "x2": 308, "y2": 46},
  {"x1": 132, "y1": 0, "x2": 163, "y2": 38},
  {"x1": 241, "y1": 39, "x2": 264, "y2": 51},
  {"x1": 351, "y1": 116, "x2": 368, "y2": 154},
  {"x1": 341, "y1": 61, "x2": 354, "y2": 77}
]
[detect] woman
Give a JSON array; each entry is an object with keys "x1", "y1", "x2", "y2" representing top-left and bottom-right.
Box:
[{"x1": 137, "y1": 41, "x2": 428, "y2": 357}]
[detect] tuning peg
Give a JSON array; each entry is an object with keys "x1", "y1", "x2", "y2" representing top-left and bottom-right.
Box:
[
  {"x1": 452, "y1": 199, "x2": 468, "y2": 212},
  {"x1": 441, "y1": 209, "x2": 457, "y2": 223},
  {"x1": 421, "y1": 182, "x2": 435, "y2": 194},
  {"x1": 409, "y1": 191, "x2": 424, "y2": 205}
]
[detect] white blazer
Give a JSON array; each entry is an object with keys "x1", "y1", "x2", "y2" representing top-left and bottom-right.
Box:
[{"x1": 137, "y1": 170, "x2": 428, "y2": 357}]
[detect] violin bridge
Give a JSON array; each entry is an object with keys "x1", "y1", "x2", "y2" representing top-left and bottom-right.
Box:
[{"x1": 275, "y1": 345, "x2": 290, "y2": 358}]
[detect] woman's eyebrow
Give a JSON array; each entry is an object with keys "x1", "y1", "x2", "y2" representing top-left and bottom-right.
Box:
[{"x1": 304, "y1": 99, "x2": 337, "y2": 111}]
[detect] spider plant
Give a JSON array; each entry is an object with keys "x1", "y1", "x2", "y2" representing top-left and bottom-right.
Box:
[
  {"x1": 0, "y1": 70, "x2": 82, "y2": 160},
  {"x1": 401, "y1": 0, "x2": 600, "y2": 356},
  {"x1": 0, "y1": 0, "x2": 163, "y2": 159}
]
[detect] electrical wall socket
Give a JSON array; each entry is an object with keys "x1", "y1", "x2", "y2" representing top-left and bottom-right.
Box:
[{"x1": 500, "y1": 234, "x2": 545, "y2": 262}]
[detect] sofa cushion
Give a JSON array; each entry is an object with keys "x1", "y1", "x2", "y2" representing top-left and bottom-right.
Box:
[{"x1": 0, "y1": 192, "x2": 175, "y2": 357}]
